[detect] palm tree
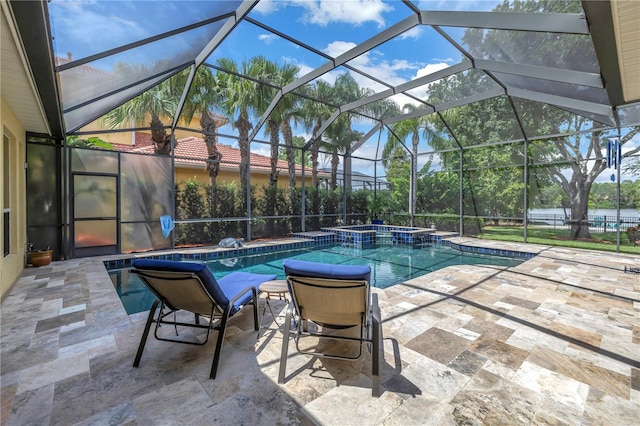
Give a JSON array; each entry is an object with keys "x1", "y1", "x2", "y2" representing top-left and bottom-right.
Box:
[
  {"x1": 382, "y1": 104, "x2": 425, "y2": 175},
  {"x1": 252, "y1": 58, "x2": 282, "y2": 187},
  {"x1": 324, "y1": 115, "x2": 364, "y2": 189},
  {"x1": 215, "y1": 57, "x2": 265, "y2": 209},
  {"x1": 326, "y1": 73, "x2": 375, "y2": 191},
  {"x1": 278, "y1": 93, "x2": 303, "y2": 189},
  {"x1": 254, "y1": 59, "x2": 301, "y2": 189},
  {"x1": 383, "y1": 104, "x2": 428, "y2": 220},
  {"x1": 300, "y1": 80, "x2": 334, "y2": 187},
  {"x1": 102, "y1": 68, "x2": 180, "y2": 155},
  {"x1": 180, "y1": 66, "x2": 226, "y2": 186}
]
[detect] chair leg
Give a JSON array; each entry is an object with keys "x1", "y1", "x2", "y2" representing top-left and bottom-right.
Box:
[
  {"x1": 263, "y1": 297, "x2": 281, "y2": 327},
  {"x1": 133, "y1": 300, "x2": 159, "y2": 368},
  {"x1": 251, "y1": 287, "x2": 259, "y2": 331},
  {"x1": 371, "y1": 293, "x2": 382, "y2": 397},
  {"x1": 209, "y1": 306, "x2": 232, "y2": 379},
  {"x1": 278, "y1": 303, "x2": 294, "y2": 384}
]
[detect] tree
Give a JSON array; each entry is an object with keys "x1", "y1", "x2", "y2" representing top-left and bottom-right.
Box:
[
  {"x1": 280, "y1": 92, "x2": 304, "y2": 189},
  {"x1": 323, "y1": 115, "x2": 364, "y2": 189},
  {"x1": 545, "y1": 125, "x2": 640, "y2": 237},
  {"x1": 324, "y1": 73, "x2": 376, "y2": 191},
  {"x1": 385, "y1": 105, "x2": 422, "y2": 160},
  {"x1": 279, "y1": 135, "x2": 310, "y2": 167},
  {"x1": 252, "y1": 57, "x2": 282, "y2": 188},
  {"x1": 254, "y1": 59, "x2": 301, "y2": 189},
  {"x1": 301, "y1": 80, "x2": 335, "y2": 187},
  {"x1": 623, "y1": 157, "x2": 640, "y2": 178},
  {"x1": 383, "y1": 106, "x2": 454, "y2": 218},
  {"x1": 215, "y1": 57, "x2": 265, "y2": 212},
  {"x1": 102, "y1": 66, "x2": 179, "y2": 155},
  {"x1": 426, "y1": 0, "x2": 640, "y2": 239},
  {"x1": 66, "y1": 135, "x2": 113, "y2": 150},
  {"x1": 180, "y1": 66, "x2": 226, "y2": 186},
  {"x1": 384, "y1": 104, "x2": 425, "y2": 214},
  {"x1": 416, "y1": 160, "x2": 459, "y2": 214}
]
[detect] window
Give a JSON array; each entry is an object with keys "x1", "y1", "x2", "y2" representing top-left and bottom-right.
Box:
[{"x1": 3, "y1": 133, "x2": 10, "y2": 257}]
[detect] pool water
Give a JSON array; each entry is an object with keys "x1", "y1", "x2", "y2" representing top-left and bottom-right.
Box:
[{"x1": 109, "y1": 244, "x2": 525, "y2": 315}]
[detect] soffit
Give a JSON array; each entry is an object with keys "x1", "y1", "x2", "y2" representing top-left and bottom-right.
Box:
[
  {"x1": 611, "y1": 0, "x2": 640, "y2": 103},
  {"x1": 0, "y1": 5, "x2": 50, "y2": 134}
]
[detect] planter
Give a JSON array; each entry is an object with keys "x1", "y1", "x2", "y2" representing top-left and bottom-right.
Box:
[{"x1": 27, "y1": 250, "x2": 53, "y2": 267}]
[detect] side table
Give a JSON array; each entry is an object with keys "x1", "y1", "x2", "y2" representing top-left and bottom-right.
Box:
[{"x1": 259, "y1": 279, "x2": 289, "y2": 328}]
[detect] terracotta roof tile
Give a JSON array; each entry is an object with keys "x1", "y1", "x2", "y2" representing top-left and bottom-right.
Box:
[{"x1": 115, "y1": 133, "x2": 311, "y2": 174}]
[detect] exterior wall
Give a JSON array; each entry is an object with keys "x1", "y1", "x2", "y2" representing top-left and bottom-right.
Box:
[
  {"x1": 1, "y1": 98, "x2": 27, "y2": 299},
  {"x1": 175, "y1": 165, "x2": 310, "y2": 189}
]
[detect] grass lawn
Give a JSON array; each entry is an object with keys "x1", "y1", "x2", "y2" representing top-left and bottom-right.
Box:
[{"x1": 475, "y1": 226, "x2": 640, "y2": 255}]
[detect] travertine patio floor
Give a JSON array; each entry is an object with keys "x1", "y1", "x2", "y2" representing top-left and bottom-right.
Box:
[{"x1": 1, "y1": 238, "x2": 639, "y2": 425}]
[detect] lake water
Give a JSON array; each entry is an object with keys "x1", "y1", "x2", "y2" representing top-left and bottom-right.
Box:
[
  {"x1": 528, "y1": 208, "x2": 639, "y2": 220},
  {"x1": 527, "y1": 208, "x2": 639, "y2": 227}
]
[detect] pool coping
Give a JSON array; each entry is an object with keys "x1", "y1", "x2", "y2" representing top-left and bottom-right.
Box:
[{"x1": 102, "y1": 233, "x2": 544, "y2": 270}]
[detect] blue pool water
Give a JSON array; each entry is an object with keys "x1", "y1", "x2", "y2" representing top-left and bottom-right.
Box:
[{"x1": 109, "y1": 244, "x2": 525, "y2": 315}]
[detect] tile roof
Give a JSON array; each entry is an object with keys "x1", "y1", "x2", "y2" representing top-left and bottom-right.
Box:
[
  {"x1": 55, "y1": 55, "x2": 114, "y2": 79},
  {"x1": 114, "y1": 132, "x2": 313, "y2": 174}
]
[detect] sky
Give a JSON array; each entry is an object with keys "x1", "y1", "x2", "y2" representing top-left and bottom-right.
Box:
[{"x1": 48, "y1": 0, "x2": 639, "y2": 181}]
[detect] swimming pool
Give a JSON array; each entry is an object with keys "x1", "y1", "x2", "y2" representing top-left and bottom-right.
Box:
[{"x1": 109, "y1": 244, "x2": 525, "y2": 315}]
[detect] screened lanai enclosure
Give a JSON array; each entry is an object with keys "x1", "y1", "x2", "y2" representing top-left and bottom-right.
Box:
[{"x1": 19, "y1": 0, "x2": 640, "y2": 259}]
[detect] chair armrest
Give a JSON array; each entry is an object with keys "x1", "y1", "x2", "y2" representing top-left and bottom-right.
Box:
[
  {"x1": 227, "y1": 285, "x2": 259, "y2": 312},
  {"x1": 371, "y1": 293, "x2": 381, "y2": 324}
]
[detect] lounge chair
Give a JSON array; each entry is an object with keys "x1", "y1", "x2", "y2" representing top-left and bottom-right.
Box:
[
  {"x1": 278, "y1": 259, "x2": 382, "y2": 397},
  {"x1": 130, "y1": 259, "x2": 276, "y2": 379}
]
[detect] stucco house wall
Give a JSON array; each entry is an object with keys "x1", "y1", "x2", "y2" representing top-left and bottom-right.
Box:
[{"x1": 1, "y1": 98, "x2": 28, "y2": 299}]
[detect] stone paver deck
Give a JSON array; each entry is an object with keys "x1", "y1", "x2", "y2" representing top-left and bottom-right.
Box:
[{"x1": 1, "y1": 239, "x2": 639, "y2": 425}]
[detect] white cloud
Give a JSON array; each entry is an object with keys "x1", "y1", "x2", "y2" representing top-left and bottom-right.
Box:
[
  {"x1": 432, "y1": 57, "x2": 455, "y2": 64},
  {"x1": 296, "y1": 63, "x2": 316, "y2": 78},
  {"x1": 390, "y1": 93, "x2": 423, "y2": 108},
  {"x1": 280, "y1": 56, "x2": 321, "y2": 80},
  {"x1": 252, "y1": 0, "x2": 281, "y2": 14},
  {"x1": 293, "y1": 0, "x2": 393, "y2": 27},
  {"x1": 319, "y1": 70, "x2": 340, "y2": 85},
  {"x1": 388, "y1": 59, "x2": 413, "y2": 71},
  {"x1": 417, "y1": 0, "x2": 497, "y2": 12},
  {"x1": 414, "y1": 62, "x2": 450, "y2": 79},
  {"x1": 251, "y1": 143, "x2": 271, "y2": 158},
  {"x1": 351, "y1": 141, "x2": 379, "y2": 161},
  {"x1": 321, "y1": 41, "x2": 416, "y2": 93},
  {"x1": 402, "y1": 62, "x2": 453, "y2": 100},
  {"x1": 351, "y1": 157, "x2": 377, "y2": 173},
  {"x1": 323, "y1": 41, "x2": 358, "y2": 58},
  {"x1": 258, "y1": 34, "x2": 279, "y2": 45},
  {"x1": 399, "y1": 26, "x2": 423, "y2": 40},
  {"x1": 320, "y1": 42, "x2": 455, "y2": 100},
  {"x1": 294, "y1": 132, "x2": 313, "y2": 142},
  {"x1": 50, "y1": 2, "x2": 144, "y2": 57},
  {"x1": 421, "y1": 153, "x2": 442, "y2": 171}
]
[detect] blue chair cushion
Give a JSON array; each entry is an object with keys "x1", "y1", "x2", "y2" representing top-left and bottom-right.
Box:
[
  {"x1": 132, "y1": 259, "x2": 275, "y2": 313},
  {"x1": 282, "y1": 259, "x2": 371, "y2": 282},
  {"x1": 217, "y1": 271, "x2": 276, "y2": 312}
]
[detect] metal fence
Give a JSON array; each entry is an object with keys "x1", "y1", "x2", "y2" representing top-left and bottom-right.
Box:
[{"x1": 527, "y1": 214, "x2": 639, "y2": 233}]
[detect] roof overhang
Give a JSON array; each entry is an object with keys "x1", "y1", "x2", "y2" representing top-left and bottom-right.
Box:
[
  {"x1": 583, "y1": 0, "x2": 640, "y2": 109},
  {"x1": 4, "y1": 1, "x2": 64, "y2": 138}
]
